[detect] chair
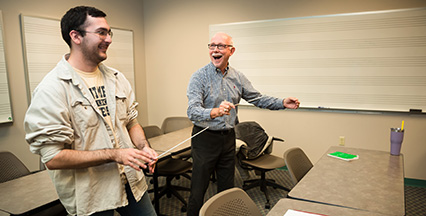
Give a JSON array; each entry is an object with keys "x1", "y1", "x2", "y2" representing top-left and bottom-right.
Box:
[
  {"x1": 199, "y1": 187, "x2": 262, "y2": 216},
  {"x1": 153, "y1": 158, "x2": 192, "y2": 212},
  {"x1": 0, "y1": 151, "x2": 31, "y2": 183},
  {"x1": 0, "y1": 151, "x2": 67, "y2": 215},
  {"x1": 161, "y1": 116, "x2": 193, "y2": 134},
  {"x1": 161, "y1": 117, "x2": 193, "y2": 160},
  {"x1": 283, "y1": 147, "x2": 313, "y2": 185},
  {"x1": 236, "y1": 122, "x2": 291, "y2": 209},
  {"x1": 143, "y1": 125, "x2": 164, "y2": 138},
  {"x1": 143, "y1": 125, "x2": 193, "y2": 212}
]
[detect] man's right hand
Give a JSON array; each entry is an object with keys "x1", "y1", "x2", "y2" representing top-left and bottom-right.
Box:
[
  {"x1": 210, "y1": 100, "x2": 235, "y2": 119},
  {"x1": 114, "y1": 148, "x2": 156, "y2": 171}
]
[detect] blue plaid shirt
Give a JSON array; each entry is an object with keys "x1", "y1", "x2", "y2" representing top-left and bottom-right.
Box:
[{"x1": 187, "y1": 62, "x2": 285, "y2": 130}]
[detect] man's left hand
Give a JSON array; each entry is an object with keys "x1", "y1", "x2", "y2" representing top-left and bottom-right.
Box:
[{"x1": 283, "y1": 97, "x2": 300, "y2": 109}]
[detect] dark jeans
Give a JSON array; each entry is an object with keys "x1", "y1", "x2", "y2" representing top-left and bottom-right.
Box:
[
  {"x1": 187, "y1": 126, "x2": 236, "y2": 216},
  {"x1": 91, "y1": 183, "x2": 156, "y2": 216}
]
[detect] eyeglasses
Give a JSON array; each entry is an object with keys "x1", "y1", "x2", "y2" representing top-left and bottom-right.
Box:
[
  {"x1": 208, "y1": 44, "x2": 233, "y2": 50},
  {"x1": 79, "y1": 29, "x2": 113, "y2": 39}
]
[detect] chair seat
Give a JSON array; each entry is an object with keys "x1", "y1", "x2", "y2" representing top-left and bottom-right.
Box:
[
  {"x1": 241, "y1": 154, "x2": 285, "y2": 170},
  {"x1": 171, "y1": 149, "x2": 192, "y2": 160},
  {"x1": 157, "y1": 158, "x2": 192, "y2": 175}
]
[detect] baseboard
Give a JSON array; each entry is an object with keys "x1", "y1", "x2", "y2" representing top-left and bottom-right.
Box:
[{"x1": 405, "y1": 178, "x2": 426, "y2": 188}]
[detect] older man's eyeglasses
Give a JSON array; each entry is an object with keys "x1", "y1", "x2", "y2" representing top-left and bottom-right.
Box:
[
  {"x1": 79, "y1": 29, "x2": 113, "y2": 39},
  {"x1": 208, "y1": 44, "x2": 233, "y2": 50}
]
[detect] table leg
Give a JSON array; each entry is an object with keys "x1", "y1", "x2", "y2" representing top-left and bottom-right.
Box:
[{"x1": 153, "y1": 165, "x2": 160, "y2": 214}]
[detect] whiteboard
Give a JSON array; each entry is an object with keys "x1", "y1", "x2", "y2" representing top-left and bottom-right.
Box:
[
  {"x1": 210, "y1": 8, "x2": 426, "y2": 113},
  {"x1": 0, "y1": 11, "x2": 13, "y2": 123},
  {"x1": 20, "y1": 15, "x2": 135, "y2": 104}
]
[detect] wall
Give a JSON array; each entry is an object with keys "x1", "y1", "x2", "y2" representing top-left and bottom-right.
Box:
[
  {"x1": 142, "y1": 0, "x2": 426, "y2": 180},
  {"x1": 0, "y1": 0, "x2": 147, "y2": 170},
  {"x1": 0, "y1": 0, "x2": 425, "y2": 180}
]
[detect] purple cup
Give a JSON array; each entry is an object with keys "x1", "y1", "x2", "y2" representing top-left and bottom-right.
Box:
[{"x1": 390, "y1": 128, "x2": 404, "y2": 156}]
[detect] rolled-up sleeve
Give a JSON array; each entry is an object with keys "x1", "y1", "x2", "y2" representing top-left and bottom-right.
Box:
[
  {"x1": 127, "y1": 101, "x2": 138, "y2": 123},
  {"x1": 24, "y1": 79, "x2": 74, "y2": 163}
]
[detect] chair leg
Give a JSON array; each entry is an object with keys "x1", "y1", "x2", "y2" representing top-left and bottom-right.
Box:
[
  {"x1": 260, "y1": 171, "x2": 271, "y2": 209},
  {"x1": 154, "y1": 174, "x2": 190, "y2": 212},
  {"x1": 265, "y1": 179, "x2": 291, "y2": 191},
  {"x1": 169, "y1": 186, "x2": 188, "y2": 205},
  {"x1": 167, "y1": 184, "x2": 189, "y2": 212},
  {"x1": 210, "y1": 171, "x2": 216, "y2": 183},
  {"x1": 243, "y1": 179, "x2": 261, "y2": 190},
  {"x1": 181, "y1": 173, "x2": 191, "y2": 181},
  {"x1": 242, "y1": 170, "x2": 289, "y2": 209},
  {"x1": 172, "y1": 185, "x2": 190, "y2": 192}
]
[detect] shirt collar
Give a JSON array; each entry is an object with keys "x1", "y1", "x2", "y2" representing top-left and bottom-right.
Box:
[{"x1": 211, "y1": 62, "x2": 230, "y2": 75}]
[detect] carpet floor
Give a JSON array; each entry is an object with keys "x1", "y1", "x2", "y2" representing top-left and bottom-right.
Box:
[{"x1": 147, "y1": 169, "x2": 426, "y2": 216}]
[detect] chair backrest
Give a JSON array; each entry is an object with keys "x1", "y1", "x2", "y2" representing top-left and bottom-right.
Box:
[
  {"x1": 143, "y1": 125, "x2": 164, "y2": 139},
  {"x1": 0, "y1": 151, "x2": 31, "y2": 183},
  {"x1": 283, "y1": 147, "x2": 313, "y2": 185},
  {"x1": 199, "y1": 187, "x2": 262, "y2": 216},
  {"x1": 235, "y1": 121, "x2": 284, "y2": 160},
  {"x1": 161, "y1": 116, "x2": 193, "y2": 134}
]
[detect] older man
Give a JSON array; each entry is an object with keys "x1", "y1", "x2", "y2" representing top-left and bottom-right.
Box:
[{"x1": 186, "y1": 32, "x2": 300, "y2": 215}]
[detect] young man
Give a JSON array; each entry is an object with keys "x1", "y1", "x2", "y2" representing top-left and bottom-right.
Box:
[
  {"x1": 24, "y1": 6, "x2": 157, "y2": 215},
  {"x1": 186, "y1": 32, "x2": 300, "y2": 215}
]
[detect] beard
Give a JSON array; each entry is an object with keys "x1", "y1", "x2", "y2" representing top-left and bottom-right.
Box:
[{"x1": 81, "y1": 42, "x2": 108, "y2": 65}]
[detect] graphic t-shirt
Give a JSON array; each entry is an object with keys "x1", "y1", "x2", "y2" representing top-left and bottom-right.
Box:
[
  {"x1": 75, "y1": 68, "x2": 114, "y2": 129},
  {"x1": 75, "y1": 67, "x2": 127, "y2": 180}
]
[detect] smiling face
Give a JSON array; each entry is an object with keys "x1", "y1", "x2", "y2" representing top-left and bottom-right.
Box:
[
  {"x1": 80, "y1": 16, "x2": 112, "y2": 65},
  {"x1": 209, "y1": 33, "x2": 235, "y2": 73}
]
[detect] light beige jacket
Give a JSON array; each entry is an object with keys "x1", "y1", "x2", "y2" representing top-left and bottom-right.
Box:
[{"x1": 24, "y1": 55, "x2": 147, "y2": 215}]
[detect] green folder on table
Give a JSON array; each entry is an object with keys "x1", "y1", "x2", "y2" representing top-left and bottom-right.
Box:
[{"x1": 327, "y1": 151, "x2": 359, "y2": 161}]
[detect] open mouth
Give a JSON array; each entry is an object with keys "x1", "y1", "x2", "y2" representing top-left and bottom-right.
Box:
[{"x1": 212, "y1": 53, "x2": 223, "y2": 60}]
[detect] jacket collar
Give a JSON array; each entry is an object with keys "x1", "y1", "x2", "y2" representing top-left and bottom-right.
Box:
[{"x1": 57, "y1": 54, "x2": 118, "y2": 85}]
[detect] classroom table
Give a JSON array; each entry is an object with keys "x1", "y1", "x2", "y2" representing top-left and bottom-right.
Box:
[
  {"x1": 267, "y1": 198, "x2": 389, "y2": 216},
  {"x1": 148, "y1": 126, "x2": 193, "y2": 158},
  {"x1": 147, "y1": 126, "x2": 193, "y2": 214},
  {"x1": 288, "y1": 146, "x2": 405, "y2": 216},
  {"x1": 0, "y1": 170, "x2": 59, "y2": 215}
]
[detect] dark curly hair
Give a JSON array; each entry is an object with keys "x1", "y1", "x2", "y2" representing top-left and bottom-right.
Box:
[{"x1": 60, "y1": 6, "x2": 106, "y2": 48}]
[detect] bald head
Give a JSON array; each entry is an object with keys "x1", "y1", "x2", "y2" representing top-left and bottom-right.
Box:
[{"x1": 211, "y1": 32, "x2": 233, "y2": 46}]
